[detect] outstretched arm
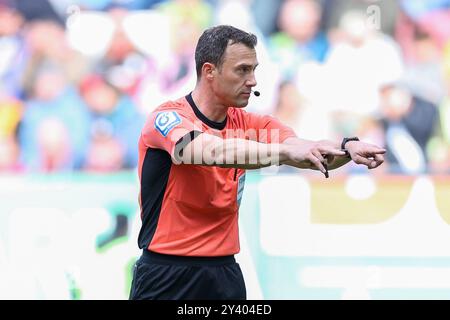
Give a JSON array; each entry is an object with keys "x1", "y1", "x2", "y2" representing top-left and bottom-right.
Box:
[
  {"x1": 176, "y1": 133, "x2": 347, "y2": 174},
  {"x1": 176, "y1": 129, "x2": 385, "y2": 174}
]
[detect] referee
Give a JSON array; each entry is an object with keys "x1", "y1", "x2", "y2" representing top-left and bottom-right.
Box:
[{"x1": 129, "y1": 25, "x2": 386, "y2": 300}]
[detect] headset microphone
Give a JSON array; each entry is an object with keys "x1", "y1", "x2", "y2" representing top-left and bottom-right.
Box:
[{"x1": 253, "y1": 90, "x2": 260, "y2": 97}]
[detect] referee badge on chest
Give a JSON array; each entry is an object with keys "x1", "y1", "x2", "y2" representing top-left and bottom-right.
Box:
[{"x1": 237, "y1": 174, "x2": 246, "y2": 208}]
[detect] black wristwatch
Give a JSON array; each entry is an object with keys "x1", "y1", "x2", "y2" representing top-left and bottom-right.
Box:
[{"x1": 341, "y1": 137, "x2": 359, "y2": 156}]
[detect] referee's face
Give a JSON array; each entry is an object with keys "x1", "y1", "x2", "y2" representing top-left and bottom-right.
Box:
[{"x1": 212, "y1": 43, "x2": 258, "y2": 108}]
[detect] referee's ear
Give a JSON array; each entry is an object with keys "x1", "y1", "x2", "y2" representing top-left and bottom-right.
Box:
[{"x1": 202, "y1": 62, "x2": 216, "y2": 81}]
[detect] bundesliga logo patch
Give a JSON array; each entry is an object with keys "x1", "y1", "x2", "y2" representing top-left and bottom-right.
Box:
[{"x1": 155, "y1": 111, "x2": 182, "y2": 137}]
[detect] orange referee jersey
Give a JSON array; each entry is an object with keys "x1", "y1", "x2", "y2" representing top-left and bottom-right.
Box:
[{"x1": 137, "y1": 93, "x2": 296, "y2": 256}]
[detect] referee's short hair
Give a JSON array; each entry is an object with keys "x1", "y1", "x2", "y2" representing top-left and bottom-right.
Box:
[{"x1": 195, "y1": 25, "x2": 258, "y2": 78}]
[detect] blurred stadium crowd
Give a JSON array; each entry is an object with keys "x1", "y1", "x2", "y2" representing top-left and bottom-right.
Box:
[{"x1": 0, "y1": 0, "x2": 449, "y2": 174}]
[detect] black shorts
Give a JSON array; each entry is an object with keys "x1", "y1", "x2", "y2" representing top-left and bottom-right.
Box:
[{"x1": 129, "y1": 250, "x2": 247, "y2": 300}]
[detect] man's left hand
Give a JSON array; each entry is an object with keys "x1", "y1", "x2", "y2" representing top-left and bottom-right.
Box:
[{"x1": 345, "y1": 141, "x2": 386, "y2": 169}]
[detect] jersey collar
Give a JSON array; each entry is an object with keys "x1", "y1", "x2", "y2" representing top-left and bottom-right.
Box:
[{"x1": 186, "y1": 93, "x2": 227, "y2": 130}]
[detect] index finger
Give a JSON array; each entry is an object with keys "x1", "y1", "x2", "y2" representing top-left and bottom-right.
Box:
[
  {"x1": 319, "y1": 146, "x2": 347, "y2": 156},
  {"x1": 368, "y1": 147, "x2": 386, "y2": 154}
]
